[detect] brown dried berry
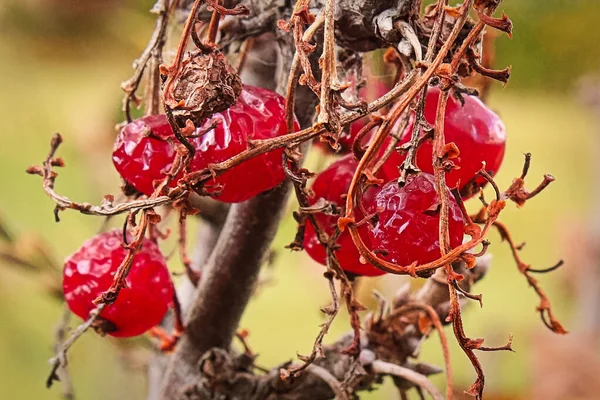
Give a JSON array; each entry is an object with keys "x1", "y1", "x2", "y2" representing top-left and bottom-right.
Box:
[{"x1": 164, "y1": 49, "x2": 242, "y2": 127}]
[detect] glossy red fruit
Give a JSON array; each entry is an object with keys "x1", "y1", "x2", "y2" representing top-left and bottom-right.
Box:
[
  {"x1": 365, "y1": 173, "x2": 464, "y2": 267},
  {"x1": 303, "y1": 155, "x2": 385, "y2": 277},
  {"x1": 63, "y1": 229, "x2": 174, "y2": 338},
  {"x1": 112, "y1": 114, "x2": 177, "y2": 196},
  {"x1": 112, "y1": 85, "x2": 299, "y2": 203},
  {"x1": 317, "y1": 78, "x2": 392, "y2": 153},
  {"x1": 382, "y1": 87, "x2": 506, "y2": 198}
]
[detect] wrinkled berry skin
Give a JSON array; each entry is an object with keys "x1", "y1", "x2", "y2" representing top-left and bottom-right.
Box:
[
  {"x1": 366, "y1": 173, "x2": 464, "y2": 267},
  {"x1": 112, "y1": 85, "x2": 298, "y2": 203},
  {"x1": 63, "y1": 229, "x2": 174, "y2": 338},
  {"x1": 190, "y1": 85, "x2": 299, "y2": 202},
  {"x1": 303, "y1": 155, "x2": 385, "y2": 277},
  {"x1": 382, "y1": 87, "x2": 506, "y2": 198},
  {"x1": 113, "y1": 114, "x2": 177, "y2": 196}
]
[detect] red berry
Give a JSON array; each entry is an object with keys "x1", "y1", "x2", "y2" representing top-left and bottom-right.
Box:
[
  {"x1": 112, "y1": 114, "x2": 177, "y2": 196},
  {"x1": 112, "y1": 85, "x2": 299, "y2": 203},
  {"x1": 303, "y1": 155, "x2": 385, "y2": 277},
  {"x1": 63, "y1": 229, "x2": 174, "y2": 338},
  {"x1": 365, "y1": 173, "x2": 465, "y2": 267},
  {"x1": 382, "y1": 87, "x2": 506, "y2": 198},
  {"x1": 317, "y1": 78, "x2": 391, "y2": 153}
]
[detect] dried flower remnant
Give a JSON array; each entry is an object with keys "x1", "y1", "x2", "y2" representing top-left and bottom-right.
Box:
[{"x1": 163, "y1": 48, "x2": 242, "y2": 128}]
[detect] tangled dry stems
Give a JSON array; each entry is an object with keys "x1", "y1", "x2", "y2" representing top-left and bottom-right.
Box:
[{"x1": 25, "y1": 0, "x2": 567, "y2": 398}]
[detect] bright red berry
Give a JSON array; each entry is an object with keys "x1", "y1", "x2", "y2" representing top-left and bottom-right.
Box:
[
  {"x1": 365, "y1": 173, "x2": 465, "y2": 267},
  {"x1": 303, "y1": 155, "x2": 385, "y2": 277},
  {"x1": 112, "y1": 85, "x2": 299, "y2": 203},
  {"x1": 317, "y1": 78, "x2": 391, "y2": 153},
  {"x1": 63, "y1": 229, "x2": 174, "y2": 338},
  {"x1": 112, "y1": 114, "x2": 177, "y2": 196},
  {"x1": 382, "y1": 87, "x2": 506, "y2": 198}
]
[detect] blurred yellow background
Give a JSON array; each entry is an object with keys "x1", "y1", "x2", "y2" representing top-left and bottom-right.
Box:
[{"x1": 0, "y1": 0, "x2": 599, "y2": 399}]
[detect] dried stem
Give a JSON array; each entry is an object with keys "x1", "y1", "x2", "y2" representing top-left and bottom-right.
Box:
[
  {"x1": 398, "y1": 0, "x2": 447, "y2": 183},
  {"x1": 122, "y1": 0, "x2": 173, "y2": 121},
  {"x1": 371, "y1": 360, "x2": 444, "y2": 400},
  {"x1": 53, "y1": 308, "x2": 75, "y2": 400},
  {"x1": 316, "y1": 0, "x2": 340, "y2": 132},
  {"x1": 389, "y1": 302, "x2": 453, "y2": 399},
  {"x1": 304, "y1": 364, "x2": 349, "y2": 400},
  {"x1": 47, "y1": 304, "x2": 106, "y2": 389},
  {"x1": 431, "y1": 84, "x2": 486, "y2": 398},
  {"x1": 26, "y1": 134, "x2": 186, "y2": 219},
  {"x1": 492, "y1": 220, "x2": 567, "y2": 334}
]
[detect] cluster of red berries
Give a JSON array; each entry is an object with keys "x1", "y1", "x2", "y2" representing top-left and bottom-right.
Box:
[
  {"x1": 304, "y1": 86, "x2": 506, "y2": 276},
  {"x1": 63, "y1": 81, "x2": 505, "y2": 336},
  {"x1": 65, "y1": 85, "x2": 295, "y2": 336},
  {"x1": 112, "y1": 85, "x2": 298, "y2": 203}
]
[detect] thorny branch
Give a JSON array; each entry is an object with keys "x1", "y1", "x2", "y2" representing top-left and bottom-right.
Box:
[{"x1": 492, "y1": 220, "x2": 567, "y2": 334}]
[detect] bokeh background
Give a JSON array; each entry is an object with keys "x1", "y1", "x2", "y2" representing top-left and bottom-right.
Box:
[{"x1": 1, "y1": 0, "x2": 599, "y2": 399}]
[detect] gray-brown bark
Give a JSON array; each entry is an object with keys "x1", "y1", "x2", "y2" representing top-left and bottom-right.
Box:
[{"x1": 175, "y1": 260, "x2": 489, "y2": 400}]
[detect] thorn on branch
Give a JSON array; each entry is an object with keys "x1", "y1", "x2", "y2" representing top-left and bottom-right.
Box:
[
  {"x1": 477, "y1": 334, "x2": 515, "y2": 352},
  {"x1": 467, "y1": 48, "x2": 511, "y2": 84},
  {"x1": 476, "y1": 10, "x2": 513, "y2": 37}
]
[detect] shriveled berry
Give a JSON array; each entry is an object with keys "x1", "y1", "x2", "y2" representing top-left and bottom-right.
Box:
[
  {"x1": 63, "y1": 229, "x2": 174, "y2": 338},
  {"x1": 366, "y1": 173, "x2": 464, "y2": 267},
  {"x1": 303, "y1": 155, "x2": 385, "y2": 277},
  {"x1": 164, "y1": 49, "x2": 242, "y2": 127},
  {"x1": 112, "y1": 85, "x2": 299, "y2": 203},
  {"x1": 382, "y1": 87, "x2": 506, "y2": 198}
]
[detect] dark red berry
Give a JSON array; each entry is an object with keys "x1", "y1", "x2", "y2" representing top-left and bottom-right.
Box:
[
  {"x1": 63, "y1": 229, "x2": 174, "y2": 338},
  {"x1": 382, "y1": 87, "x2": 506, "y2": 198},
  {"x1": 365, "y1": 173, "x2": 465, "y2": 267},
  {"x1": 112, "y1": 85, "x2": 299, "y2": 203},
  {"x1": 317, "y1": 78, "x2": 391, "y2": 153},
  {"x1": 303, "y1": 155, "x2": 385, "y2": 277}
]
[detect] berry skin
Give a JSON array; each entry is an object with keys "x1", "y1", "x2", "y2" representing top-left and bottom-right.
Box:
[
  {"x1": 112, "y1": 114, "x2": 178, "y2": 196},
  {"x1": 382, "y1": 87, "x2": 506, "y2": 198},
  {"x1": 112, "y1": 85, "x2": 299, "y2": 203},
  {"x1": 63, "y1": 229, "x2": 174, "y2": 338},
  {"x1": 303, "y1": 155, "x2": 385, "y2": 277},
  {"x1": 365, "y1": 173, "x2": 464, "y2": 267}
]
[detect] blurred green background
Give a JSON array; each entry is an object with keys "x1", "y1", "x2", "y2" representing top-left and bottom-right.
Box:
[{"x1": 0, "y1": 0, "x2": 599, "y2": 399}]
